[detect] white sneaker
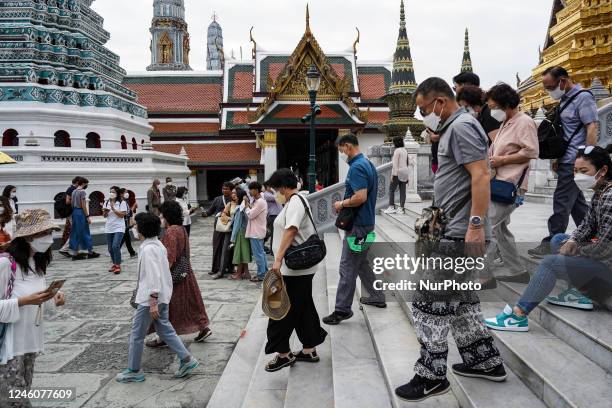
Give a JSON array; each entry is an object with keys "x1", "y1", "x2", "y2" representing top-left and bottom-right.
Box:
[
  {"x1": 383, "y1": 206, "x2": 397, "y2": 214},
  {"x1": 397, "y1": 207, "x2": 406, "y2": 214}
]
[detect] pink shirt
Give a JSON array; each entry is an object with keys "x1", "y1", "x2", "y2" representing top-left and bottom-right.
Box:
[
  {"x1": 245, "y1": 196, "x2": 268, "y2": 239},
  {"x1": 490, "y1": 112, "x2": 539, "y2": 191}
]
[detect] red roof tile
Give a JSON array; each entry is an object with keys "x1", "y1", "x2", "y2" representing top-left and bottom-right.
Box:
[
  {"x1": 359, "y1": 74, "x2": 387, "y2": 101},
  {"x1": 125, "y1": 83, "x2": 222, "y2": 113},
  {"x1": 366, "y1": 111, "x2": 389, "y2": 125},
  {"x1": 268, "y1": 63, "x2": 285, "y2": 83},
  {"x1": 232, "y1": 71, "x2": 254, "y2": 100},
  {"x1": 153, "y1": 143, "x2": 260, "y2": 165},
  {"x1": 331, "y1": 63, "x2": 346, "y2": 80},
  {"x1": 151, "y1": 122, "x2": 219, "y2": 134}
]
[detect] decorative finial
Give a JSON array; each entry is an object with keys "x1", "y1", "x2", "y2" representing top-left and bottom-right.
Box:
[
  {"x1": 460, "y1": 27, "x2": 473, "y2": 73},
  {"x1": 400, "y1": 0, "x2": 405, "y2": 28},
  {"x1": 306, "y1": 4, "x2": 311, "y2": 34},
  {"x1": 353, "y1": 27, "x2": 360, "y2": 57},
  {"x1": 249, "y1": 26, "x2": 257, "y2": 60},
  {"x1": 211, "y1": 12, "x2": 217, "y2": 22},
  {"x1": 516, "y1": 72, "x2": 521, "y2": 88}
]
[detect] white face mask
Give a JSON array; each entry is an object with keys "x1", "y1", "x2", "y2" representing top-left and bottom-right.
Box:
[
  {"x1": 574, "y1": 170, "x2": 601, "y2": 190},
  {"x1": 490, "y1": 108, "x2": 507, "y2": 122},
  {"x1": 466, "y1": 107, "x2": 478, "y2": 118},
  {"x1": 422, "y1": 100, "x2": 442, "y2": 132},
  {"x1": 109, "y1": 192, "x2": 117, "y2": 199},
  {"x1": 167, "y1": 182, "x2": 173, "y2": 186},
  {"x1": 132, "y1": 225, "x2": 141, "y2": 240},
  {"x1": 123, "y1": 193, "x2": 130, "y2": 200},
  {"x1": 10, "y1": 192, "x2": 16, "y2": 199},
  {"x1": 548, "y1": 84, "x2": 565, "y2": 101},
  {"x1": 275, "y1": 191, "x2": 287, "y2": 205},
  {"x1": 339, "y1": 150, "x2": 349, "y2": 163},
  {"x1": 30, "y1": 234, "x2": 53, "y2": 253}
]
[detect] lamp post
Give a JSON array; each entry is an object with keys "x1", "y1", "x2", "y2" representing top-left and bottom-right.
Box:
[{"x1": 304, "y1": 64, "x2": 321, "y2": 193}]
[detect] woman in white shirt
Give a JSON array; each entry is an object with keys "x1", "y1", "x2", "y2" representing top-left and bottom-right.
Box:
[
  {"x1": 176, "y1": 187, "x2": 195, "y2": 236},
  {"x1": 0, "y1": 209, "x2": 65, "y2": 405},
  {"x1": 103, "y1": 186, "x2": 128, "y2": 274},
  {"x1": 263, "y1": 168, "x2": 328, "y2": 372},
  {"x1": 1, "y1": 185, "x2": 17, "y2": 237},
  {"x1": 383, "y1": 137, "x2": 409, "y2": 215}
]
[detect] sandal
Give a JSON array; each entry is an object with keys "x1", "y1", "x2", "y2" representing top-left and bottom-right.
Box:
[{"x1": 265, "y1": 353, "x2": 296, "y2": 372}]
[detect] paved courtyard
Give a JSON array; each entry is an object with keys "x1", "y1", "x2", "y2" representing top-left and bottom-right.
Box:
[{"x1": 33, "y1": 217, "x2": 261, "y2": 408}]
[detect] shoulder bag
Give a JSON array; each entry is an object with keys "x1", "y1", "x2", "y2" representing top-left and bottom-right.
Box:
[
  {"x1": 537, "y1": 90, "x2": 592, "y2": 159},
  {"x1": 490, "y1": 167, "x2": 528, "y2": 205},
  {"x1": 170, "y1": 228, "x2": 190, "y2": 284},
  {"x1": 284, "y1": 194, "x2": 327, "y2": 270},
  {"x1": 0, "y1": 255, "x2": 17, "y2": 347}
]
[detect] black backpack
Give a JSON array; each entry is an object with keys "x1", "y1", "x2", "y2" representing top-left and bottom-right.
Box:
[
  {"x1": 537, "y1": 90, "x2": 592, "y2": 159},
  {"x1": 54, "y1": 192, "x2": 72, "y2": 219}
]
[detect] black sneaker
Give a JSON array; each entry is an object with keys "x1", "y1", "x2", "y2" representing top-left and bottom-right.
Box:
[
  {"x1": 497, "y1": 271, "x2": 531, "y2": 284},
  {"x1": 322, "y1": 311, "x2": 353, "y2": 325},
  {"x1": 452, "y1": 363, "x2": 507, "y2": 382},
  {"x1": 194, "y1": 327, "x2": 212, "y2": 342},
  {"x1": 395, "y1": 375, "x2": 450, "y2": 402},
  {"x1": 294, "y1": 350, "x2": 319, "y2": 363},
  {"x1": 359, "y1": 296, "x2": 387, "y2": 308},
  {"x1": 87, "y1": 252, "x2": 100, "y2": 259},
  {"x1": 265, "y1": 353, "x2": 296, "y2": 372},
  {"x1": 58, "y1": 250, "x2": 72, "y2": 258},
  {"x1": 71, "y1": 253, "x2": 87, "y2": 261},
  {"x1": 527, "y1": 242, "x2": 551, "y2": 258}
]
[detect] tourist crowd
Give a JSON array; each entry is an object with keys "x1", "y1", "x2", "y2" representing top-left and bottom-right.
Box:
[{"x1": 0, "y1": 65, "x2": 610, "y2": 404}]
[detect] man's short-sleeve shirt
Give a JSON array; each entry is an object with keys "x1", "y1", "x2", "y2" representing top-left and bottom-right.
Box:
[
  {"x1": 559, "y1": 85, "x2": 598, "y2": 164},
  {"x1": 344, "y1": 153, "x2": 378, "y2": 226}
]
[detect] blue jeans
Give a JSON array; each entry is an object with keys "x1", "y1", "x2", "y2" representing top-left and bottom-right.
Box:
[
  {"x1": 107, "y1": 232, "x2": 124, "y2": 265},
  {"x1": 517, "y1": 233, "x2": 608, "y2": 314},
  {"x1": 128, "y1": 303, "x2": 191, "y2": 372},
  {"x1": 249, "y1": 238, "x2": 267, "y2": 278},
  {"x1": 69, "y1": 208, "x2": 93, "y2": 253}
]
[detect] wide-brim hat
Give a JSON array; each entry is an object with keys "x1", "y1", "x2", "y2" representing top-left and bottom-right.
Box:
[
  {"x1": 12, "y1": 209, "x2": 61, "y2": 239},
  {"x1": 262, "y1": 269, "x2": 290, "y2": 321}
]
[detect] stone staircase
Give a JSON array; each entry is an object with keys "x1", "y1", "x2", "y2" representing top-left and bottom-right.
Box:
[
  {"x1": 208, "y1": 203, "x2": 611, "y2": 408},
  {"x1": 525, "y1": 177, "x2": 593, "y2": 204}
]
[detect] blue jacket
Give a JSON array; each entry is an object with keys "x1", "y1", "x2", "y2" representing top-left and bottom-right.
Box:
[{"x1": 230, "y1": 206, "x2": 248, "y2": 243}]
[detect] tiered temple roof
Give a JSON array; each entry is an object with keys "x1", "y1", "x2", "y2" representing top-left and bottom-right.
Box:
[{"x1": 461, "y1": 28, "x2": 473, "y2": 73}]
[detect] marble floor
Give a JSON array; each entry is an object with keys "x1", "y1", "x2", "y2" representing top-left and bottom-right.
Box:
[{"x1": 32, "y1": 217, "x2": 261, "y2": 408}]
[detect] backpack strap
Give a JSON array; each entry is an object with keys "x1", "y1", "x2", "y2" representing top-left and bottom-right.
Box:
[
  {"x1": 289, "y1": 193, "x2": 319, "y2": 236},
  {"x1": 1, "y1": 254, "x2": 17, "y2": 299}
]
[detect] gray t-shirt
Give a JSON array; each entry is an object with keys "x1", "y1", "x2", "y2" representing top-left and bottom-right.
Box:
[
  {"x1": 71, "y1": 189, "x2": 86, "y2": 209},
  {"x1": 559, "y1": 85, "x2": 598, "y2": 164},
  {"x1": 434, "y1": 108, "x2": 491, "y2": 239}
]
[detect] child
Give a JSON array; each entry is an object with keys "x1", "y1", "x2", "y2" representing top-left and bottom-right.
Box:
[{"x1": 116, "y1": 212, "x2": 199, "y2": 383}]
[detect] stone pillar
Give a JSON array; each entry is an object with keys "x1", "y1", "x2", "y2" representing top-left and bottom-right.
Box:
[
  {"x1": 262, "y1": 129, "x2": 277, "y2": 180},
  {"x1": 403, "y1": 128, "x2": 422, "y2": 203},
  {"x1": 338, "y1": 129, "x2": 351, "y2": 181},
  {"x1": 188, "y1": 169, "x2": 198, "y2": 206}
]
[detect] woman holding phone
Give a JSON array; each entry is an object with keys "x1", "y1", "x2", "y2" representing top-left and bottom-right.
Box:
[
  {"x1": 0, "y1": 209, "x2": 66, "y2": 406},
  {"x1": 103, "y1": 186, "x2": 128, "y2": 274}
]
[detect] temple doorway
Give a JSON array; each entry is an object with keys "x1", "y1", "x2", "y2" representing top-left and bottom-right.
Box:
[{"x1": 277, "y1": 129, "x2": 338, "y2": 191}]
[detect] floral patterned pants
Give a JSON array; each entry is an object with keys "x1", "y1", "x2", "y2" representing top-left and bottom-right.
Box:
[
  {"x1": 412, "y1": 301, "x2": 503, "y2": 380},
  {"x1": 0, "y1": 353, "x2": 36, "y2": 408}
]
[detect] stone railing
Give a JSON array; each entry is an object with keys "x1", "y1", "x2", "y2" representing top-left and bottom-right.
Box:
[
  {"x1": 306, "y1": 162, "x2": 393, "y2": 234},
  {"x1": 598, "y1": 100, "x2": 612, "y2": 148}
]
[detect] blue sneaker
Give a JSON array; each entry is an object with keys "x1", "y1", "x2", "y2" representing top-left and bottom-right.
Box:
[
  {"x1": 546, "y1": 288, "x2": 593, "y2": 310},
  {"x1": 115, "y1": 369, "x2": 145, "y2": 383},
  {"x1": 175, "y1": 357, "x2": 199, "y2": 378},
  {"x1": 484, "y1": 304, "x2": 529, "y2": 332}
]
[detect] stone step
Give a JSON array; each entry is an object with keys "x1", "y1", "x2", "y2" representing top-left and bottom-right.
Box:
[
  {"x1": 324, "y1": 233, "x2": 393, "y2": 408},
  {"x1": 375, "y1": 215, "x2": 612, "y2": 408},
  {"x1": 373, "y1": 226, "x2": 547, "y2": 408},
  {"x1": 494, "y1": 280, "x2": 612, "y2": 373},
  {"x1": 284, "y1": 262, "x2": 334, "y2": 408},
  {"x1": 207, "y1": 297, "x2": 269, "y2": 408},
  {"x1": 479, "y1": 302, "x2": 612, "y2": 408}
]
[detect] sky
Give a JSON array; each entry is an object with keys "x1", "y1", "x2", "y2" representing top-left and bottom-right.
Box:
[{"x1": 92, "y1": 0, "x2": 553, "y2": 89}]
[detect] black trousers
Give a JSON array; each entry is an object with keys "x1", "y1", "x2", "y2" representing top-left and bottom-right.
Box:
[
  {"x1": 389, "y1": 176, "x2": 407, "y2": 207},
  {"x1": 265, "y1": 274, "x2": 328, "y2": 354},
  {"x1": 185, "y1": 224, "x2": 191, "y2": 236},
  {"x1": 121, "y1": 224, "x2": 136, "y2": 256},
  {"x1": 546, "y1": 163, "x2": 588, "y2": 240},
  {"x1": 211, "y1": 230, "x2": 224, "y2": 273}
]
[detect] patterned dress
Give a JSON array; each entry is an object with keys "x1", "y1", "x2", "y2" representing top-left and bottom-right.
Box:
[{"x1": 148, "y1": 225, "x2": 209, "y2": 335}]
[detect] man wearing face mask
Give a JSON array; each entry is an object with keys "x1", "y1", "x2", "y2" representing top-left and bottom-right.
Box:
[
  {"x1": 323, "y1": 133, "x2": 386, "y2": 326},
  {"x1": 394, "y1": 78, "x2": 506, "y2": 402},
  {"x1": 162, "y1": 177, "x2": 177, "y2": 203},
  {"x1": 203, "y1": 182, "x2": 234, "y2": 276},
  {"x1": 528, "y1": 66, "x2": 599, "y2": 258}
]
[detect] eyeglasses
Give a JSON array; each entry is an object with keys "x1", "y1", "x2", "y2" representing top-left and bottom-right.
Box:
[
  {"x1": 578, "y1": 145, "x2": 596, "y2": 155},
  {"x1": 419, "y1": 99, "x2": 437, "y2": 117}
]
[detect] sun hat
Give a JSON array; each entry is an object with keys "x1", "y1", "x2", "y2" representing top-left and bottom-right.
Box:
[
  {"x1": 262, "y1": 268, "x2": 290, "y2": 321},
  {"x1": 12, "y1": 209, "x2": 61, "y2": 240}
]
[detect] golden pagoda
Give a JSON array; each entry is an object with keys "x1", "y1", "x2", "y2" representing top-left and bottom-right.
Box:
[{"x1": 519, "y1": 0, "x2": 611, "y2": 112}]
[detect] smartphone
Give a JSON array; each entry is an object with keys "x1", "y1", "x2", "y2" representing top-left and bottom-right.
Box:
[{"x1": 45, "y1": 279, "x2": 66, "y2": 295}]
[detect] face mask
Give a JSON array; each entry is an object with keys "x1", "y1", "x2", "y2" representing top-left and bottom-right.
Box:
[
  {"x1": 30, "y1": 234, "x2": 53, "y2": 253},
  {"x1": 548, "y1": 83, "x2": 565, "y2": 101},
  {"x1": 123, "y1": 193, "x2": 129, "y2": 199},
  {"x1": 83, "y1": 185, "x2": 88, "y2": 190},
  {"x1": 275, "y1": 191, "x2": 287, "y2": 205},
  {"x1": 167, "y1": 182, "x2": 173, "y2": 186},
  {"x1": 466, "y1": 107, "x2": 478, "y2": 118},
  {"x1": 490, "y1": 108, "x2": 507, "y2": 122},
  {"x1": 132, "y1": 225, "x2": 141, "y2": 240},
  {"x1": 10, "y1": 192, "x2": 16, "y2": 199},
  {"x1": 339, "y1": 151, "x2": 349, "y2": 163},
  {"x1": 109, "y1": 192, "x2": 117, "y2": 199},
  {"x1": 422, "y1": 100, "x2": 442, "y2": 132},
  {"x1": 574, "y1": 170, "x2": 601, "y2": 190}
]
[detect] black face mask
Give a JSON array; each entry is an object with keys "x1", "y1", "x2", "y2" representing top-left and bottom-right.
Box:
[{"x1": 83, "y1": 185, "x2": 88, "y2": 190}]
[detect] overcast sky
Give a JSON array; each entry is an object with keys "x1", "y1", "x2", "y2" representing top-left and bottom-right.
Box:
[{"x1": 92, "y1": 0, "x2": 552, "y2": 89}]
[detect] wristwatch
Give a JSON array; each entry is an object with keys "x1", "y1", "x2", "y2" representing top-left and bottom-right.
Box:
[{"x1": 469, "y1": 216, "x2": 482, "y2": 228}]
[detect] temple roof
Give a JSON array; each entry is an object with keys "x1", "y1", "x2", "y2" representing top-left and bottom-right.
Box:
[
  {"x1": 358, "y1": 66, "x2": 392, "y2": 102},
  {"x1": 461, "y1": 28, "x2": 473, "y2": 73},
  {"x1": 250, "y1": 103, "x2": 364, "y2": 128},
  {"x1": 150, "y1": 122, "x2": 219, "y2": 138},
  {"x1": 153, "y1": 142, "x2": 261, "y2": 167},
  {"x1": 388, "y1": 0, "x2": 417, "y2": 94}
]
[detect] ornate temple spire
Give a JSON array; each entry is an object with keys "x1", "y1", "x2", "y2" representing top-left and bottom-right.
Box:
[
  {"x1": 147, "y1": 0, "x2": 192, "y2": 71},
  {"x1": 207, "y1": 14, "x2": 224, "y2": 70},
  {"x1": 460, "y1": 28, "x2": 473, "y2": 73},
  {"x1": 306, "y1": 4, "x2": 311, "y2": 35},
  {"x1": 387, "y1": 0, "x2": 416, "y2": 94}
]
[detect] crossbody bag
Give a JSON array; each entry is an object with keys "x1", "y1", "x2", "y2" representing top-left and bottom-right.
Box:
[{"x1": 284, "y1": 194, "x2": 327, "y2": 270}]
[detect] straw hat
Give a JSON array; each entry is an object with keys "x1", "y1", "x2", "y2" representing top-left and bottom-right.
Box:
[
  {"x1": 262, "y1": 268, "x2": 290, "y2": 321},
  {"x1": 12, "y1": 209, "x2": 60, "y2": 239}
]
